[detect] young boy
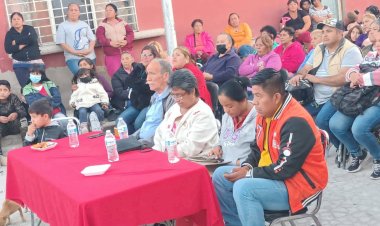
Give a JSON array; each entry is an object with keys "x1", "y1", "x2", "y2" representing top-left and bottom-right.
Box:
[
  {"x1": 24, "y1": 99, "x2": 66, "y2": 146},
  {"x1": 0, "y1": 80, "x2": 27, "y2": 165}
]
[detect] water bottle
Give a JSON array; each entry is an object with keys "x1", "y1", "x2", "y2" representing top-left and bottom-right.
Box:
[
  {"x1": 105, "y1": 130, "x2": 119, "y2": 162},
  {"x1": 67, "y1": 119, "x2": 79, "y2": 148},
  {"x1": 165, "y1": 130, "x2": 179, "y2": 163},
  {"x1": 117, "y1": 117, "x2": 129, "y2": 139}
]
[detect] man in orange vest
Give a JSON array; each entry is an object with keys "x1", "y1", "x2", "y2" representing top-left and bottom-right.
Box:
[{"x1": 212, "y1": 68, "x2": 328, "y2": 226}]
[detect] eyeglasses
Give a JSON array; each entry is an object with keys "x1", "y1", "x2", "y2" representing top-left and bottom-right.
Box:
[
  {"x1": 170, "y1": 92, "x2": 186, "y2": 101},
  {"x1": 141, "y1": 53, "x2": 153, "y2": 58}
]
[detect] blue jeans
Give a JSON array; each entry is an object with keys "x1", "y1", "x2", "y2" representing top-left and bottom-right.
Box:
[
  {"x1": 134, "y1": 107, "x2": 148, "y2": 131},
  {"x1": 305, "y1": 100, "x2": 339, "y2": 147},
  {"x1": 66, "y1": 58, "x2": 96, "y2": 76},
  {"x1": 119, "y1": 102, "x2": 141, "y2": 134},
  {"x1": 78, "y1": 104, "x2": 104, "y2": 123},
  {"x1": 212, "y1": 166, "x2": 290, "y2": 226},
  {"x1": 329, "y1": 103, "x2": 380, "y2": 160}
]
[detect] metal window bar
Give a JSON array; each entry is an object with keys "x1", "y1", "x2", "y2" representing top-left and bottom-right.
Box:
[{"x1": 4, "y1": 0, "x2": 138, "y2": 46}]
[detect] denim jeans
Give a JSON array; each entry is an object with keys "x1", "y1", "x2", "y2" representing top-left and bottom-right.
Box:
[
  {"x1": 134, "y1": 107, "x2": 148, "y2": 131},
  {"x1": 212, "y1": 166, "x2": 290, "y2": 226},
  {"x1": 329, "y1": 103, "x2": 380, "y2": 160},
  {"x1": 119, "y1": 101, "x2": 141, "y2": 134},
  {"x1": 305, "y1": 100, "x2": 339, "y2": 147},
  {"x1": 66, "y1": 58, "x2": 96, "y2": 76},
  {"x1": 13, "y1": 67, "x2": 31, "y2": 88},
  {"x1": 78, "y1": 104, "x2": 104, "y2": 123}
]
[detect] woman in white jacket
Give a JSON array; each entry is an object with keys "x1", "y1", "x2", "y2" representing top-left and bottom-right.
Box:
[
  {"x1": 153, "y1": 69, "x2": 218, "y2": 158},
  {"x1": 70, "y1": 68, "x2": 109, "y2": 130}
]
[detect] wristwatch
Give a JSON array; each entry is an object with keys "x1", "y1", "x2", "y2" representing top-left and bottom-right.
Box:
[{"x1": 243, "y1": 165, "x2": 253, "y2": 178}]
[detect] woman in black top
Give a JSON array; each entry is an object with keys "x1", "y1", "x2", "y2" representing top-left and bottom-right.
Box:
[
  {"x1": 4, "y1": 12, "x2": 44, "y2": 88},
  {"x1": 281, "y1": 0, "x2": 312, "y2": 50}
]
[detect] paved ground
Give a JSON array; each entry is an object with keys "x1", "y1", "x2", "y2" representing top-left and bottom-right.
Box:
[{"x1": 1, "y1": 147, "x2": 379, "y2": 226}]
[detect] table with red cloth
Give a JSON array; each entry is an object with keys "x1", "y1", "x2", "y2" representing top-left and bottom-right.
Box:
[{"x1": 6, "y1": 134, "x2": 224, "y2": 226}]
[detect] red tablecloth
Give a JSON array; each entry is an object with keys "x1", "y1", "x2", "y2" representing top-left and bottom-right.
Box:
[{"x1": 6, "y1": 134, "x2": 224, "y2": 226}]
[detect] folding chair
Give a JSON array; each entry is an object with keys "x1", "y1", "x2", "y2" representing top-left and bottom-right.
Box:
[
  {"x1": 264, "y1": 129, "x2": 329, "y2": 226},
  {"x1": 51, "y1": 116, "x2": 81, "y2": 134}
]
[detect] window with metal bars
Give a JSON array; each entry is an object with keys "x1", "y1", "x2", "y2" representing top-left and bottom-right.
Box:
[{"x1": 4, "y1": 0, "x2": 138, "y2": 46}]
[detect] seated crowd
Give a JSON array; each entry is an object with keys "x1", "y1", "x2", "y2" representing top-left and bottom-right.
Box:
[{"x1": 2, "y1": 1, "x2": 380, "y2": 225}]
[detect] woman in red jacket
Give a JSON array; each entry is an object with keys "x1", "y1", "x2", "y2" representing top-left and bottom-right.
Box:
[
  {"x1": 172, "y1": 46, "x2": 212, "y2": 109},
  {"x1": 274, "y1": 27, "x2": 305, "y2": 75}
]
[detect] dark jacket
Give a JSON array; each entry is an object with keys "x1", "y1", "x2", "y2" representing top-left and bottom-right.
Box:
[
  {"x1": 201, "y1": 49, "x2": 241, "y2": 86},
  {"x1": 4, "y1": 25, "x2": 41, "y2": 62},
  {"x1": 23, "y1": 121, "x2": 66, "y2": 146},
  {"x1": 0, "y1": 94, "x2": 27, "y2": 119},
  {"x1": 111, "y1": 63, "x2": 153, "y2": 110}
]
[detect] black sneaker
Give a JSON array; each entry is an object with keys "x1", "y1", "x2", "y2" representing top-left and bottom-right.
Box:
[
  {"x1": 347, "y1": 151, "x2": 368, "y2": 173},
  {"x1": 370, "y1": 160, "x2": 380, "y2": 180}
]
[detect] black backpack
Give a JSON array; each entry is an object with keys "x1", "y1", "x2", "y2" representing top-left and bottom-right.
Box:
[
  {"x1": 285, "y1": 79, "x2": 314, "y2": 106},
  {"x1": 330, "y1": 63, "x2": 380, "y2": 116}
]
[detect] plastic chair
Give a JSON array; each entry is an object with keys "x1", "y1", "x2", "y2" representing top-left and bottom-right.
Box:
[
  {"x1": 51, "y1": 116, "x2": 81, "y2": 134},
  {"x1": 264, "y1": 129, "x2": 329, "y2": 226}
]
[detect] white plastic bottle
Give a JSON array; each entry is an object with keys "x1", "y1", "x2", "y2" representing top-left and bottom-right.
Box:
[
  {"x1": 105, "y1": 130, "x2": 119, "y2": 162},
  {"x1": 117, "y1": 117, "x2": 129, "y2": 139},
  {"x1": 165, "y1": 130, "x2": 179, "y2": 163},
  {"x1": 67, "y1": 119, "x2": 79, "y2": 148}
]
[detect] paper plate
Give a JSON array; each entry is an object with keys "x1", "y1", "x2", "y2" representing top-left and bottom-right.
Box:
[{"x1": 31, "y1": 142, "x2": 58, "y2": 151}]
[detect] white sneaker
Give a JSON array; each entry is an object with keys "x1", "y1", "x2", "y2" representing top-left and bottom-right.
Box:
[
  {"x1": 0, "y1": 155, "x2": 7, "y2": 166},
  {"x1": 89, "y1": 112, "x2": 102, "y2": 132},
  {"x1": 80, "y1": 122, "x2": 89, "y2": 134}
]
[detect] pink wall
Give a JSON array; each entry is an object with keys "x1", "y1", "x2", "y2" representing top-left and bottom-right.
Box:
[
  {"x1": 0, "y1": 0, "x2": 376, "y2": 73},
  {"x1": 344, "y1": 0, "x2": 380, "y2": 21}
]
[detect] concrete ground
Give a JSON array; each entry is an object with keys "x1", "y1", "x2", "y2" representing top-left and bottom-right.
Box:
[{"x1": 1, "y1": 147, "x2": 379, "y2": 226}]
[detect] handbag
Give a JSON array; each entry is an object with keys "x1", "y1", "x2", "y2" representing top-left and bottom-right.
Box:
[
  {"x1": 116, "y1": 136, "x2": 143, "y2": 153},
  {"x1": 330, "y1": 84, "x2": 380, "y2": 116},
  {"x1": 330, "y1": 62, "x2": 380, "y2": 116}
]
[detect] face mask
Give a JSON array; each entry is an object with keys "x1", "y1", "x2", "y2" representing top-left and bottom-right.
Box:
[
  {"x1": 79, "y1": 76, "x2": 92, "y2": 83},
  {"x1": 216, "y1": 44, "x2": 228, "y2": 54},
  {"x1": 30, "y1": 74, "x2": 41, "y2": 83}
]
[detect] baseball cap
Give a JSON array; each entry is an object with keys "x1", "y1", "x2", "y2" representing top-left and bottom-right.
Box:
[{"x1": 317, "y1": 18, "x2": 345, "y2": 31}]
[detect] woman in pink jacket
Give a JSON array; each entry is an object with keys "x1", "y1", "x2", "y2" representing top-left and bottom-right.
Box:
[
  {"x1": 184, "y1": 19, "x2": 215, "y2": 64},
  {"x1": 274, "y1": 27, "x2": 305, "y2": 74},
  {"x1": 239, "y1": 35, "x2": 282, "y2": 78},
  {"x1": 96, "y1": 3, "x2": 134, "y2": 77}
]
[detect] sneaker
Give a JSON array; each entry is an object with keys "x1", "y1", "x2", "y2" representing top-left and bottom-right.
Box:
[
  {"x1": 89, "y1": 112, "x2": 102, "y2": 132},
  {"x1": 80, "y1": 122, "x2": 89, "y2": 134},
  {"x1": 347, "y1": 151, "x2": 368, "y2": 173},
  {"x1": 0, "y1": 155, "x2": 7, "y2": 166},
  {"x1": 370, "y1": 160, "x2": 380, "y2": 180}
]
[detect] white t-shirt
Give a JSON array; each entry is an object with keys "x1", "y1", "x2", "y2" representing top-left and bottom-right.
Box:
[
  {"x1": 306, "y1": 45, "x2": 363, "y2": 104},
  {"x1": 56, "y1": 20, "x2": 96, "y2": 61}
]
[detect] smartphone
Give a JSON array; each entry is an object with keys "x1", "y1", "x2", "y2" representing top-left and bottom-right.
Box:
[{"x1": 88, "y1": 132, "x2": 105, "y2": 139}]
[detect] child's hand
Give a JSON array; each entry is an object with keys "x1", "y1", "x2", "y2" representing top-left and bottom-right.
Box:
[
  {"x1": 7, "y1": 113, "x2": 18, "y2": 121},
  {"x1": 27, "y1": 123, "x2": 37, "y2": 136},
  {"x1": 0, "y1": 116, "x2": 9, "y2": 124},
  {"x1": 70, "y1": 103, "x2": 76, "y2": 109},
  {"x1": 101, "y1": 104, "x2": 109, "y2": 110}
]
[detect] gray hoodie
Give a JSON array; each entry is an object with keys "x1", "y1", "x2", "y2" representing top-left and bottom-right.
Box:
[{"x1": 218, "y1": 106, "x2": 257, "y2": 165}]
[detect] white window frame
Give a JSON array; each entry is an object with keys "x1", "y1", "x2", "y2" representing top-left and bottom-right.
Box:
[{"x1": 4, "y1": 0, "x2": 164, "y2": 55}]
